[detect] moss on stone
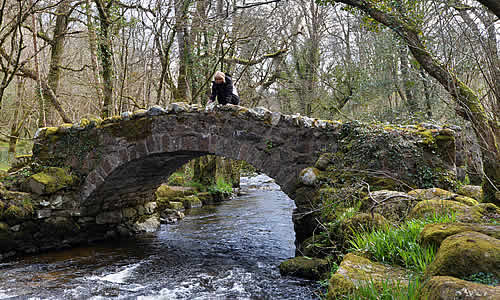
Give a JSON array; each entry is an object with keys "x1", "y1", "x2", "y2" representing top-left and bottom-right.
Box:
[
  {"x1": 0, "y1": 222, "x2": 8, "y2": 232},
  {"x1": 169, "y1": 201, "x2": 184, "y2": 210},
  {"x1": 457, "y1": 185, "x2": 483, "y2": 201},
  {"x1": 155, "y1": 185, "x2": 194, "y2": 199},
  {"x1": 79, "y1": 118, "x2": 90, "y2": 128},
  {"x1": 341, "y1": 213, "x2": 389, "y2": 239},
  {"x1": 327, "y1": 253, "x2": 409, "y2": 299},
  {"x1": 182, "y1": 195, "x2": 202, "y2": 209},
  {"x1": 279, "y1": 256, "x2": 330, "y2": 280},
  {"x1": 424, "y1": 231, "x2": 500, "y2": 280},
  {"x1": 408, "y1": 188, "x2": 454, "y2": 200},
  {"x1": 419, "y1": 223, "x2": 500, "y2": 248},
  {"x1": 409, "y1": 199, "x2": 468, "y2": 220},
  {"x1": 4, "y1": 204, "x2": 26, "y2": 219},
  {"x1": 454, "y1": 195, "x2": 479, "y2": 206},
  {"x1": 28, "y1": 167, "x2": 76, "y2": 194}
]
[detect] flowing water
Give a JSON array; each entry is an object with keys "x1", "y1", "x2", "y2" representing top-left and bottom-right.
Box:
[{"x1": 0, "y1": 175, "x2": 320, "y2": 299}]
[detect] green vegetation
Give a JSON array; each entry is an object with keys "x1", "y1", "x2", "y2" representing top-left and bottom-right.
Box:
[
  {"x1": 463, "y1": 272, "x2": 499, "y2": 286},
  {"x1": 344, "y1": 277, "x2": 422, "y2": 300},
  {"x1": 348, "y1": 213, "x2": 456, "y2": 273},
  {"x1": 207, "y1": 177, "x2": 233, "y2": 195}
]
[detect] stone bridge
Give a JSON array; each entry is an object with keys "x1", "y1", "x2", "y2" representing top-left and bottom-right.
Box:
[
  {"x1": 32, "y1": 103, "x2": 343, "y2": 214},
  {"x1": 1, "y1": 103, "x2": 458, "y2": 259}
]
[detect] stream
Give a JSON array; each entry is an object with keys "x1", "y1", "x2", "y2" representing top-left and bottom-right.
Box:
[{"x1": 0, "y1": 174, "x2": 320, "y2": 299}]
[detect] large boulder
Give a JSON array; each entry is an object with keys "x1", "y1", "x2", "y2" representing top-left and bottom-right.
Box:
[
  {"x1": 409, "y1": 199, "x2": 490, "y2": 223},
  {"x1": 409, "y1": 188, "x2": 479, "y2": 206},
  {"x1": 457, "y1": 185, "x2": 483, "y2": 201},
  {"x1": 361, "y1": 190, "x2": 417, "y2": 222},
  {"x1": 327, "y1": 253, "x2": 409, "y2": 299},
  {"x1": 425, "y1": 231, "x2": 500, "y2": 279},
  {"x1": 22, "y1": 167, "x2": 76, "y2": 195},
  {"x1": 279, "y1": 256, "x2": 329, "y2": 280},
  {"x1": 419, "y1": 223, "x2": 500, "y2": 248},
  {"x1": 419, "y1": 276, "x2": 500, "y2": 300}
]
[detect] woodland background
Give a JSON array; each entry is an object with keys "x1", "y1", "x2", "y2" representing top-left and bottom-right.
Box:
[{"x1": 0, "y1": 0, "x2": 498, "y2": 199}]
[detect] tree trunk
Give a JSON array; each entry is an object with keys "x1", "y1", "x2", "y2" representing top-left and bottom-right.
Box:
[
  {"x1": 399, "y1": 44, "x2": 417, "y2": 114},
  {"x1": 173, "y1": 0, "x2": 192, "y2": 102},
  {"x1": 43, "y1": 0, "x2": 70, "y2": 126},
  {"x1": 8, "y1": 78, "x2": 24, "y2": 163},
  {"x1": 95, "y1": 0, "x2": 114, "y2": 118},
  {"x1": 85, "y1": 0, "x2": 103, "y2": 104}
]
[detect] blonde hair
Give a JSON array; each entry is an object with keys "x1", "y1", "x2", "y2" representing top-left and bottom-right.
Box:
[{"x1": 214, "y1": 71, "x2": 225, "y2": 82}]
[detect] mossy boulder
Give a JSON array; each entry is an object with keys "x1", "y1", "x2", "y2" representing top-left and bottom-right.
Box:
[
  {"x1": 22, "y1": 167, "x2": 76, "y2": 195},
  {"x1": 470, "y1": 203, "x2": 500, "y2": 223},
  {"x1": 425, "y1": 231, "x2": 500, "y2": 280},
  {"x1": 457, "y1": 185, "x2": 483, "y2": 201},
  {"x1": 409, "y1": 187, "x2": 478, "y2": 206},
  {"x1": 182, "y1": 195, "x2": 202, "y2": 209},
  {"x1": 419, "y1": 276, "x2": 500, "y2": 300},
  {"x1": 327, "y1": 253, "x2": 409, "y2": 299},
  {"x1": 419, "y1": 223, "x2": 500, "y2": 248},
  {"x1": 155, "y1": 185, "x2": 195, "y2": 199},
  {"x1": 409, "y1": 199, "x2": 473, "y2": 221},
  {"x1": 169, "y1": 201, "x2": 184, "y2": 210},
  {"x1": 2, "y1": 204, "x2": 33, "y2": 221},
  {"x1": 315, "y1": 153, "x2": 334, "y2": 170},
  {"x1": 361, "y1": 190, "x2": 416, "y2": 222},
  {"x1": 167, "y1": 174, "x2": 185, "y2": 186},
  {"x1": 196, "y1": 192, "x2": 215, "y2": 205},
  {"x1": 279, "y1": 256, "x2": 329, "y2": 280},
  {"x1": 340, "y1": 213, "x2": 389, "y2": 239}
]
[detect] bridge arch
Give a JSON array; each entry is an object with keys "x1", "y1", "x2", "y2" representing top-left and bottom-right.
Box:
[{"x1": 33, "y1": 104, "x2": 339, "y2": 215}]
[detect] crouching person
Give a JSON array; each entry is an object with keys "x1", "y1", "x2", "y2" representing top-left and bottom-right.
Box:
[{"x1": 208, "y1": 71, "x2": 240, "y2": 105}]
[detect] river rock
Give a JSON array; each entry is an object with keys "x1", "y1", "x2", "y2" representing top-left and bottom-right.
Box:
[
  {"x1": 327, "y1": 253, "x2": 409, "y2": 299},
  {"x1": 419, "y1": 276, "x2": 500, "y2": 300},
  {"x1": 279, "y1": 256, "x2": 329, "y2": 280},
  {"x1": 425, "y1": 231, "x2": 500, "y2": 279},
  {"x1": 134, "y1": 215, "x2": 160, "y2": 233}
]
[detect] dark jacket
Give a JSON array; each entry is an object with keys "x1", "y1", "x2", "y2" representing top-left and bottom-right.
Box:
[{"x1": 210, "y1": 75, "x2": 239, "y2": 105}]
